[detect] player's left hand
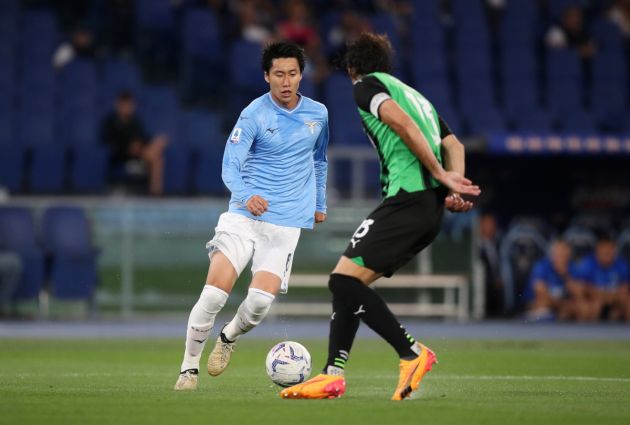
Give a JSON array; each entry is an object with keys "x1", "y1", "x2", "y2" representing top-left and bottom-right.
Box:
[
  {"x1": 314, "y1": 212, "x2": 327, "y2": 223},
  {"x1": 445, "y1": 192, "x2": 474, "y2": 213}
]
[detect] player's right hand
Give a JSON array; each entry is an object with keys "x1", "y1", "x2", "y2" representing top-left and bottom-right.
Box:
[{"x1": 246, "y1": 195, "x2": 269, "y2": 216}]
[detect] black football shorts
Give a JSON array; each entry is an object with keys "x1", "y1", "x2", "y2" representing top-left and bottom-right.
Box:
[{"x1": 342, "y1": 186, "x2": 448, "y2": 277}]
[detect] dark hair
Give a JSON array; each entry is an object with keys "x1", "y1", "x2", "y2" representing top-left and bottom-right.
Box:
[
  {"x1": 261, "y1": 41, "x2": 305, "y2": 73},
  {"x1": 116, "y1": 90, "x2": 135, "y2": 102},
  {"x1": 345, "y1": 32, "x2": 393, "y2": 76}
]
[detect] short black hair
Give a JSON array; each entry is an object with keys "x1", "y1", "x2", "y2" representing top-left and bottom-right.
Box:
[
  {"x1": 345, "y1": 32, "x2": 393, "y2": 76},
  {"x1": 261, "y1": 41, "x2": 305, "y2": 73}
]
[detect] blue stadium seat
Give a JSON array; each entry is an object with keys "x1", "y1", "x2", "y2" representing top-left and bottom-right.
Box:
[
  {"x1": 463, "y1": 106, "x2": 506, "y2": 136},
  {"x1": 229, "y1": 40, "x2": 267, "y2": 94},
  {"x1": 18, "y1": 106, "x2": 55, "y2": 146},
  {"x1": 324, "y1": 73, "x2": 365, "y2": 146},
  {"x1": 0, "y1": 105, "x2": 13, "y2": 145},
  {"x1": 410, "y1": 42, "x2": 447, "y2": 81},
  {"x1": 546, "y1": 49, "x2": 582, "y2": 82},
  {"x1": 193, "y1": 144, "x2": 228, "y2": 196},
  {"x1": 29, "y1": 144, "x2": 66, "y2": 193},
  {"x1": 0, "y1": 145, "x2": 24, "y2": 192},
  {"x1": 57, "y1": 107, "x2": 98, "y2": 146},
  {"x1": 436, "y1": 105, "x2": 463, "y2": 136},
  {"x1": 546, "y1": 80, "x2": 584, "y2": 122},
  {"x1": 41, "y1": 207, "x2": 98, "y2": 300},
  {"x1": 0, "y1": 207, "x2": 45, "y2": 301},
  {"x1": 503, "y1": 77, "x2": 541, "y2": 120},
  {"x1": 58, "y1": 59, "x2": 98, "y2": 92},
  {"x1": 512, "y1": 108, "x2": 552, "y2": 133},
  {"x1": 559, "y1": 108, "x2": 596, "y2": 133},
  {"x1": 591, "y1": 19, "x2": 624, "y2": 53},
  {"x1": 163, "y1": 144, "x2": 191, "y2": 194},
  {"x1": 415, "y1": 76, "x2": 452, "y2": 112},
  {"x1": 591, "y1": 84, "x2": 627, "y2": 132},
  {"x1": 70, "y1": 144, "x2": 108, "y2": 194},
  {"x1": 501, "y1": 50, "x2": 537, "y2": 79},
  {"x1": 136, "y1": 0, "x2": 175, "y2": 31},
  {"x1": 179, "y1": 9, "x2": 224, "y2": 101},
  {"x1": 140, "y1": 85, "x2": 180, "y2": 143},
  {"x1": 179, "y1": 110, "x2": 223, "y2": 149},
  {"x1": 451, "y1": 0, "x2": 487, "y2": 30}
]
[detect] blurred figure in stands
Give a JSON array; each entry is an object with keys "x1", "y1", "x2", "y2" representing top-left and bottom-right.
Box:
[
  {"x1": 573, "y1": 236, "x2": 630, "y2": 321},
  {"x1": 233, "y1": 0, "x2": 274, "y2": 44},
  {"x1": 52, "y1": 24, "x2": 96, "y2": 69},
  {"x1": 478, "y1": 212, "x2": 504, "y2": 318},
  {"x1": 0, "y1": 251, "x2": 22, "y2": 320},
  {"x1": 545, "y1": 5, "x2": 596, "y2": 59},
  {"x1": 100, "y1": 91, "x2": 168, "y2": 196},
  {"x1": 277, "y1": 0, "x2": 328, "y2": 81},
  {"x1": 527, "y1": 240, "x2": 588, "y2": 321}
]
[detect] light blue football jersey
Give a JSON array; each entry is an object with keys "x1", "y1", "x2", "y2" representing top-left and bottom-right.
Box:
[{"x1": 222, "y1": 93, "x2": 329, "y2": 229}]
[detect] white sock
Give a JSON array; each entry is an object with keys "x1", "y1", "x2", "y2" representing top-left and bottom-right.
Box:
[
  {"x1": 222, "y1": 288, "x2": 275, "y2": 341},
  {"x1": 180, "y1": 285, "x2": 229, "y2": 372}
]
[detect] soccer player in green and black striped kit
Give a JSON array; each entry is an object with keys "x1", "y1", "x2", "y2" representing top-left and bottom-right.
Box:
[{"x1": 281, "y1": 33, "x2": 480, "y2": 401}]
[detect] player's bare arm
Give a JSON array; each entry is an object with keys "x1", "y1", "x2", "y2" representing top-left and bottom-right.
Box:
[
  {"x1": 441, "y1": 134, "x2": 475, "y2": 213},
  {"x1": 378, "y1": 99, "x2": 481, "y2": 198}
]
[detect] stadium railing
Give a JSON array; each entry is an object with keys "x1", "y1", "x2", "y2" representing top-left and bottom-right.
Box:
[{"x1": 272, "y1": 273, "x2": 470, "y2": 321}]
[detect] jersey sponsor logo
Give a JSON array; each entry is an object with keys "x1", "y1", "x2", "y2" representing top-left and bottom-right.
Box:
[
  {"x1": 350, "y1": 219, "x2": 374, "y2": 248},
  {"x1": 304, "y1": 121, "x2": 320, "y2": 134},
  {"x1": 266, "y1": 127, "x2": 279, "y2": 134},
  {"x1": 230, "y1": 127, "x2": 242, "y2": 143},
  {"x1": 239, "y1": 115, "x2": 249, "y2": 121}
]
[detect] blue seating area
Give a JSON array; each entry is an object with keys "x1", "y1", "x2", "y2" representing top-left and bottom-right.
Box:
[
  {"x1": 0, "y1": 0, "x2": 628, "y2": 196},
  {"x1": 0, "y1": 205, "x2": 99, "y2": 308}
]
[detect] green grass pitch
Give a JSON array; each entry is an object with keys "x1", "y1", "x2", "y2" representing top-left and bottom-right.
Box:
[{"x1": 1, "y1": 339, "x2": 629, "y2": 425}]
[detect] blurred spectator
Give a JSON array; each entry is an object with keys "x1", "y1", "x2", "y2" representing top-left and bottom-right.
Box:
[
  {"x1": 545, "y1": 5, "x2": 596, "y2": 59},
  {"x1": 0, "y1": 252, "x2": 22, "y2": 319},
  {"x1": 526, "y1": 240, "x2": 588, "y2": 321},
  {"x1": 573, "y1": 236, "x2": 630, "y2": 321},
  {"x1": 325, "y1": 9, "x2": 372, "y2": 67},
  {"x1": 609, "y1": 0, "x2": 630, "y2": 37},
  {"x1": 100, "y1": 91, "x2": 168, "y2": 196},
  {"x1": 478, "y1": 213, "x2": 504, "y2": 317},
  {"x1": 52, "y1": 24, "x2": 96, "y2": 70},
  {"x1": 277, "y1": 0, "x2": 329, "y2": 81},
  {"x1": 234, "y1": 0, "x2": 274, "y2": 44}
]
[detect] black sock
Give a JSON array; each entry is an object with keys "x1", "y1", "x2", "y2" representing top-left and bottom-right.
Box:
[
  {"x1": 324, "y1": 281, "x2": 360, "y2": 373},
  {"x1": 326, "y1": 273, "x2": 418, "y2": 364}
]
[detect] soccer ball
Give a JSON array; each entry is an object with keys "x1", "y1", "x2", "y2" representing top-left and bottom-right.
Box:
[{"x1": 265, "y1": 341, "x2": 312, "y2": 387}]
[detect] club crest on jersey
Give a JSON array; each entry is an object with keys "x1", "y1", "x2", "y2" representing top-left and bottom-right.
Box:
[{"x1": 304, "y1": 121, "x2": 320, "y2": 134}]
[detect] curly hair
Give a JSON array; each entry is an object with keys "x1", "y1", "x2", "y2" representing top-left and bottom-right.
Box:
[
  {"x1": 261, "y1": 41, "x2": 306, "y2": 73},
  {"x1": 344, "y1": 32, "x2": 393, "y2": 76}
]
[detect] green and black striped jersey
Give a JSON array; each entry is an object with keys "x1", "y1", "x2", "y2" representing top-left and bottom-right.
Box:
[{"x1": 353, "y1": 72, "x2": 450, "y2": 199}]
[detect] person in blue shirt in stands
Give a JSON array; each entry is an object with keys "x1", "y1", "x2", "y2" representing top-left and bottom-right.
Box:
[
  {"x1": 527, "y1": 240, "x2": 588, "y2": 321},
  {"x1": 173, "y1": 41, "x2": 329, "y2": 390},
  {"x1": 573, "y1": 236, "x2": 630, "y2": 321}
]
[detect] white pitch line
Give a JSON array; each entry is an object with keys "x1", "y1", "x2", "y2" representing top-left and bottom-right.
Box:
[
  {"x1": 437, "y1": 374, "x2": 630, "y2": 383},
  {"x1": 353, "y1": 374, "x2": 630, "y2": 383}
]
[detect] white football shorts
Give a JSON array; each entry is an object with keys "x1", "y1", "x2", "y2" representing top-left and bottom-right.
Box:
[{"x1": 205, "y1": 212, "x2": 301, "y2": 293}]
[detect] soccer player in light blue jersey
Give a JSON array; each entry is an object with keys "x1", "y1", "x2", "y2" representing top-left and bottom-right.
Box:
[{"x1": 175, "y1": 42, "x2": 329, "y2": 390}]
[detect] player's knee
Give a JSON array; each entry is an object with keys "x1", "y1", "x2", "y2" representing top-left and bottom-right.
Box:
[{"x1": 243, "y1": 288, "x2": 275, "y2": 325}]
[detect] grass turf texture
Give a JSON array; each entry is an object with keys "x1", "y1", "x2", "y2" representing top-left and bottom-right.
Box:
[{"x1": 1, "y1": 339, "x2": 629, "y2": 425}]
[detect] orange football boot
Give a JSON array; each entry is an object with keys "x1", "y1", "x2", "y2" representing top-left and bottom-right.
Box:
[{"x1": 280, "y1": 374, "x2": 346, "y2": 399}]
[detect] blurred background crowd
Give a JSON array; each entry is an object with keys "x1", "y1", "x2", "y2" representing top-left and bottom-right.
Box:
[{"x1": 0, "y1": 0, "x2": 629, "y2": 322}]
